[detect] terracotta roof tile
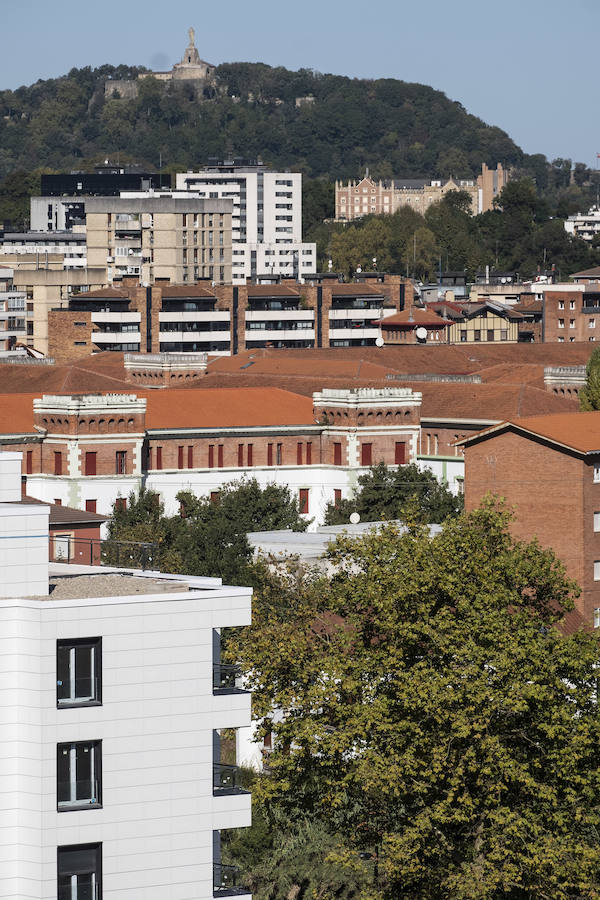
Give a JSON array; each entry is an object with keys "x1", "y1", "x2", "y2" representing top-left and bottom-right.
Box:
[
  {"x1": 246, "y1": 285, "x2": 302, "y2": 297},
  {"x1": 71, "y1": 288, "x2": 129, "y2": 299},
  {"x1": 161, "y1": 284, "x2": 218, "y2": 298},
  {"x1": 141, "y1": 387, "x2": 314, "y2": 429},
  {"x1": 461, "y1": 410, "x2": 600, "y2": 454},
  {"x1": 328, "y1": 283, "x2": 385, "y2": 296},
  {"x1": 376, "y1": 307, "x2": 450, "y2": 327}
]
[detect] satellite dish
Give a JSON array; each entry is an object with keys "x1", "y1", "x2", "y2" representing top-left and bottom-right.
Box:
[
  {"x1": 375, "y1": 336, "x2": 384, "y2": 347},
  {"x1": 349, "y1": 512, "x2": 361, "y2": 525},
  {"x1": 415, "y1": 326, "x2": 428, "y2": 341}
]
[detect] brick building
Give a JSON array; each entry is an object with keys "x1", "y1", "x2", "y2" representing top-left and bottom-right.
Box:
[
  {"x1": 1, "y1": 386, "x2": 422, "y2": 525},
  {"x1": 461, "y1": 412, "x2": 600, "y2": 625},
  {"x1": 47, "y1": 275, "x2": 411, "y2": 358},
  {"x1": 335, "y1": 163, "x2": 507, "y2": 220}
]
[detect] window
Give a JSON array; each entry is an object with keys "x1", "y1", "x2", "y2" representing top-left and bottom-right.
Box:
[
  {"x1": 500, "y1": 329, "x2": 508, "y2": 341},
  {"x1": 570, "y1": 319, "x2": 575, "y2": 329},
  {"x1": 26, "y1": 449, "x2": 33, "y2": 474},
  {"x1": 238, "y1": 443, "x2": 244, "y2": 467},
  {"x1": 473, "y1": 330, "x2": 481, "y2": 342},
  {"x1": 595, "y1": 561, "x2": 600, "y2": 581},
  {"x1": 558, "y1": 318, "x2": 565, "y2": 328},
  {"x1": 156, "y1": 446, "x2": 162, "y2": 470},
  {"x1": 54, "y1": 451, "x2": 63, "y2": 476},
  {"x1": 57, "y1": 638, "x2": 101, "y2": 707},
  {"x1": 276, "y1": 443, "x2": 283, "y2": 465},
  {"x1": 247, "y1": 444, "x2": 253, "y2": 466},
  {"x1": 210, "y1": 491, "x2": 220, "y2": 504},
  {"x1": 361, "y1": 443, "x2": 372, "y2": 466},
  {"x1": 85, "y1": 452, "x2": 96, "y2": 476},
  {"x1": 333, "y1": 442, "x2": 342, "y2": 465},
  {"x1": 460, "y1": 330, "x2": 467, "y2": 342},
  {"x1": 178, "y1": 446, "x2": 184, "y2": 468},
  {"x1": 267, "y1": 443, "x2": 273, "y2": 466},
  {"x1": 115, "y1": 497, "x2": 126, "y2": 512},
  {"x1": 57, "y1": 741, "x2": 102, "y2": 811},
  {"x1": 487, "y1": 329, "x2": 494, "y2": 342},
  {"x1": 299, "y1": 488, "x2": 309, "y2": 514},
  {"x1": 208, "y1": 445, "x2": 215, "y2": 468},
  {"x1": 395, "y1": 442, "x2": 406, "y2": 465},
  {"x1": 570, "y1": 300, "x2": 576, "y2": 310},
  {"x1": 306, "y1": 442, "x2": 312, "y2": 465},
  {"x1": 53, "y1": 533, "x2": 72, "y2": 561},
  {"x1": 297, "y1": 442, "x2": 303, "y2": 465},
  {"x1": 115, "y1": 451, "x2": 127, "y2": 474},
  {"x1": 595, "y1": 608, "x2": 600, "y2": 629},
  {"x1": 590, "y1": 319, "x2": 596, "y2": 329},
  {"x1": 595, "y1": 464, "x2": 600, "y2": 483},
  {"x1": 217, "y1": 445, "x2": 224, "y2": 468},
  {"x1": 57, "y1": 843, "x2": 102, "y2": 900},
  {"x1": 85, "y1": 500, "x2": 97, "y2": 513},
  {"x1": 54, "y1": 499, "x2": 62, "y2": 506},
  {"x1": 558, "y1": 300, "x2": 564, "y2": 310},
  {"x1": 334, "y1": 489, "x2": 342, "y2": 506}
]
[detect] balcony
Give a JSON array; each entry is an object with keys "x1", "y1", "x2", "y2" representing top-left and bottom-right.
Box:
[
  {"x1": 91, "y1": 312, "x2": 141, "y2": 324},
  {"x1": 213, "y1": 863, "x2": 250, "y2": 897},
  {"x1": 92, "y1": 330, "x2": 141, "y2": 344},
  {"x1": 245, "y1": 308, "x2": 313, "y2": 322},
  {"x1": 159, "y1": 310, "x2": 228, "y2": 323},
  {"x1": 213, "y1": 763, "x2": 248, "y2": 796},
  {"x1": 115, "y1": 220, "x2": 141, "y2": 233},
  {"x1": 213, "y1": 663, "x2": 246, "y2": 695}
]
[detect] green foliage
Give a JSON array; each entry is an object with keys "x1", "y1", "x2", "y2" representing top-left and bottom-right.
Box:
[
  {"x1": 105, "y1": 478, "x2": 306, "y2": 582},
  {"x1": 233, "y1": 501, "x2": 600, "y2": 898},
  {"x1": 0, "y1": 61, "x2": 526, "y2": 183},
  {"x1": 324, "y1": 462, "x2": 462, "y2": 525},
  {"x1": 579, "y1": 346, "x2": 600, "y2": 410}
]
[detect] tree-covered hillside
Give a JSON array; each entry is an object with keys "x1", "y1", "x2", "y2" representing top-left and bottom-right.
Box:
[{"x1": 0, "y1": 61, "x2": 526, "y2": 181}]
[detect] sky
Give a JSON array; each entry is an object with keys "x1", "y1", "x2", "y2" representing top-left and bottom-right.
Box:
[{"x1": 2, "y1": 0, "x2": 598, "y2": 166}]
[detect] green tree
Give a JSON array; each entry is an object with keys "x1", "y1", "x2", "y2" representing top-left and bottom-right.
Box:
[
  {"x1": 324, "y1": 462, "x2": 462, "y2": 525},
  {"x1": 234, "y1": 502, "x2": 600, "y2": 899},
  {"x1": 579, "y1": 346, "x2": 600, "y2": 410},
  {"x1": 105, "y1": 478, "x2": 307, "y2": 581}
]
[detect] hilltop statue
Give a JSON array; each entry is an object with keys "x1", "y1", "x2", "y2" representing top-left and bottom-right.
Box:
[{"x1": 188, "y1": 26, "x2": 195, "y2": 47}]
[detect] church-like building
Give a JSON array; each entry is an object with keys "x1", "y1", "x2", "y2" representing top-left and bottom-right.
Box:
[{"x1": 104, "y1": 28, "x2": 216, "y2": 99}]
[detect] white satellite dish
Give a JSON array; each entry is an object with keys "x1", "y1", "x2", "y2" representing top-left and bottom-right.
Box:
[
  {"x1": 375, "y1": 336, "x2": 384, "y2": 347},
  {"x1": 415, "y1": 326, "x2": 428, "y2": 341},
  {"x1": 349, "y1": 512, "x2": 361, "y2": 525}
]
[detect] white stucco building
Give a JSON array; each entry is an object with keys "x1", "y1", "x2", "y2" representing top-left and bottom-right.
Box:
[{"x1": 0, "y1": 451, "x2": 253, "y2": 900}]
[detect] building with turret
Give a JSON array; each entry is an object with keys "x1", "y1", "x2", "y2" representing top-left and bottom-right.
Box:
[{"x1": 104, "y1": 28, "x2": 216, "y2": 100}]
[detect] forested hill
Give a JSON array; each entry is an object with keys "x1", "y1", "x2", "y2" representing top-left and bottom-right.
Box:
[{"x1": 0, "y1": 60, "x2": 532, "y2": 181}]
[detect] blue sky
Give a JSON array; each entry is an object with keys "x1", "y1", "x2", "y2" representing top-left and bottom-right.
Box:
[{"x1": 2, "y1": 0, "x2": 597, "y2": 166}]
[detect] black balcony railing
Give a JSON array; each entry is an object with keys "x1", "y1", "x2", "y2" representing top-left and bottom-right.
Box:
[
  {"x1": 51, "y1": 536, "x2": 158, "y2": 570},
  {"x1": 213, "y1": 763, "x2": 247, "y2": 796},
  {"x1": 213, "y1": 863, "x2": 248, "y2": 896},
  {"x1": 213, "y1": 663, "x2": 245, "y2": 694}
]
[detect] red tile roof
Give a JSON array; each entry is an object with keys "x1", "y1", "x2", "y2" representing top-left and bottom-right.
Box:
[
  {"x1": 375, "y1": 307, "x2": 450, "y2": 328},
  {"x1": 142, "y1": 387, "x2": 314, "y2": 429},
  {"x1": 71, "y1": 288, "x2": 129, "y2": 299},
  {"x1": 460, "y1": 410, "x2": 600, "y2": 454},
  {"x1": 161, "y1": 284, "x2": 218, "y2": 298}
]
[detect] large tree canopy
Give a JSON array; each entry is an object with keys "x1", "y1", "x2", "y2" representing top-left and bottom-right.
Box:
[{"x1": 232, "y1": 502, "x2": 600, "y2": 899}]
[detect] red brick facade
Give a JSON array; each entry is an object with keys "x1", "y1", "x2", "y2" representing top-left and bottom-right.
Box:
[{"x1": 465, "y1": 427, "x2": 600, "y2": 624}]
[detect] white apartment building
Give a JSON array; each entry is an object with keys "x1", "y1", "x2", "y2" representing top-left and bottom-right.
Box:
[
  {"x1": 564, "y1": 206, "x2": 600, "y2": 242},
  {"x1": 175, "y1": 159, "x2": 317, "y2": 282},
  {"x1": 0, "y1": 450, "x2": 253, "y2": 899}
]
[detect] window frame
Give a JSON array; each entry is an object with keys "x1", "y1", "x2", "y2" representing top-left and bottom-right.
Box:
[
  {"x1": 57, "y1": 740, "x2": 102, "y2": 812},
  {"x1": 57, "y1": 638, "x2": 102, "y2": 708},
  {"x1": 57, "y1": 843, "x2": 102, "y2": 900}
]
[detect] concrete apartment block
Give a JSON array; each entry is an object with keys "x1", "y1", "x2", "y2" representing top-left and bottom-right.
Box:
[{"x1": 0, "y1": 451, "x2": 253, "y2": 899}]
